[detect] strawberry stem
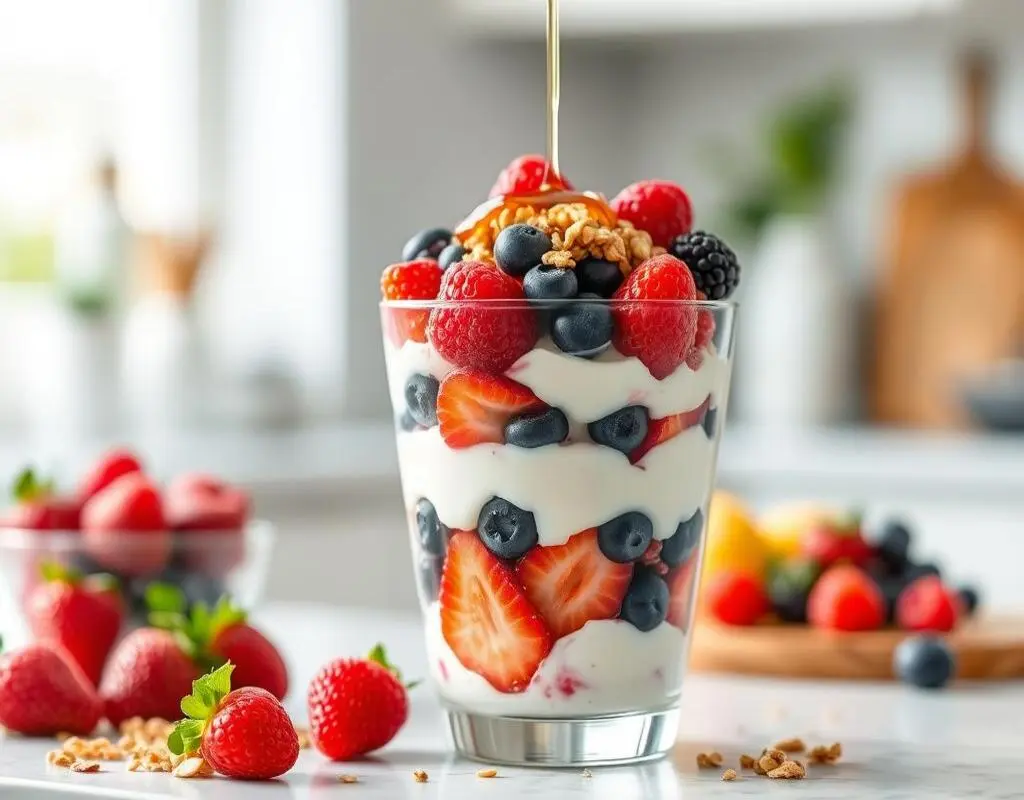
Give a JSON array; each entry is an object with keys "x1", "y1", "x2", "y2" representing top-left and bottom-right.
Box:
[{"x1": 367, "y1": 643, "x2": 419, "y2": 690}]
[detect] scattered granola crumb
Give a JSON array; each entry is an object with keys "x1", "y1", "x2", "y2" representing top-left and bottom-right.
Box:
[
  {"x1": 696, "y1": 751, "x2": 723, "y2": 769},
  {"x1": 808, "y1": 742, "x2": 843, "y2": 764},
  {"x1": 295, "y1": 726, "x2": 312, "y2": 749},
  {"x1": 71, "y1": 760, "x2": 101, "y2": 773},
  {"x1": 173, "y1": 757, "x2": 214, "y2": 779},
  {"x1": 722, "y1": 768, "x2": 738, "y2": 781},
  {"x1": 758, "y1": 749, "x2": 786, "y2": 773},
  {"x1": 739, "y1": 754, "x2": 757, "y2": 770},
  {"x1": 339, "y1": 774, "x2": 359, "y2": 784},
  {"x1": 581, "y1": 768, "x2": 593, "y2": 778},
  {"x1": 413, "y1": 769, "x2": 429, "y2": 783},
  {"x1": 46, "y1": 750, "x2": 75, "y2": 768},
  {"x1": 55, "y1": 732, "x2": 73, "y2": 742},
  {"x1": 767, "y1": 760, "x2": 806, "y2": 780},
  {"x1": 774, "y1": 737, "x2": 806, "y2": 753},
  {"x1": 476, "y1": 767, "x2": 499, "y2": 779}
]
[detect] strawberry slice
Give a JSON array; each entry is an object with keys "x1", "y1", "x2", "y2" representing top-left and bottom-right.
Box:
[
  {"x1": 437, "y1": 370, "x2": 546, "y2": 449},
  {"x1": 629, "y1": 395, "x2": 711, "y2": 464},
  {"x1": 666, "y1": 558, "x2": 698, "y2": 630},
  {"x1": 440, "y1": 531, "x2": 552, "y2": 693},
  {"x1": 516, "y1": 530, "x2": 632, "y2": 640}
]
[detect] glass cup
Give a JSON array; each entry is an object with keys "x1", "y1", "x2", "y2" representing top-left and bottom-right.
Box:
[{"x1": 382, "y1": 298, "x2": 736, "y2": 766}]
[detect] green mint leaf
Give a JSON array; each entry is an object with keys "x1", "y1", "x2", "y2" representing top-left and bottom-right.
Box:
[
  {"x1": 207, "y1": 662, "x2": 234, "y2": 697},
  {"x1": 180, "y1": 694, "x2": 209, "y2": 720},
  {"x1": 145, "y1": 583, "x2": 187, "y2": 615}
]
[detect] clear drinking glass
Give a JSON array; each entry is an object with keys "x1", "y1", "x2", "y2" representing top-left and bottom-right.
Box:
[{"x1": 382, "y1": 298, "x2": 736, "y2": 766}]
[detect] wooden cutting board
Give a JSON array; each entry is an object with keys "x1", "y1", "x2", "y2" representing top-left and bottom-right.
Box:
[{"x1": 872, "y1": 53, "x2": 1024, "y2": 428}]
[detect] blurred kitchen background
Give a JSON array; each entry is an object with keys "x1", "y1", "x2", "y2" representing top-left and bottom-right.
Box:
[{"x1": 1, "y1": 0, "x2": 1022, "y2": 610}]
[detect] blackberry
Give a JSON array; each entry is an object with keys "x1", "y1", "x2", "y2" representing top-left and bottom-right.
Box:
[{"x1": 669, "y1": 231, "x2": 740, "y2": 300}]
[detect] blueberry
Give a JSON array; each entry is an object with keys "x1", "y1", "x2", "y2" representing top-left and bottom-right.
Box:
[
  {"x1": 477, "y1": 497, "x2": 538, "y2": 560},
  {"x1": 597, "y1": 511, "x2": 654, "y2": 563},
  {"x1": 870, "y1": 571, "x2": 906, "y2": 624},
  {"x1": 576, "y1": 258, "x2": 623, "y2": 298},
  {"x1": 875, "y1": 519, "x2": 912, "y2": 573},
  {"x1": 894, "y1": 635, "x2": 955, "y2": 689},
  {"x1": 620, "y1": 568, "x2": 669, "y2": 632},
  {"x1": 416, "y1": 553, "x2": 444, "y2": 606},
  {"x1": 493, "y1": 224, "x2": 552, "y2": 277},
  {"x1": 402, "y1": 227, "x2": 452, "y2": 261},
  {"x1": 404, "y1": 373, "x2": 439, "y2": 428},
  {"x1": 769, "y1": 559, "x2": 820, "y2": 624},
  {"x1": 903, "y1": 562, "x2": 941, "y2": 582},
  {"x1": 398, "y1": 410, "x2": 419, "y2": 432},
  {"x1": 588, "y1": 406, "x2": 648, "y2": 455},
  {"x1": 415, "y1": 498, "x2": 448, "y2": 556},
  {"x1": 957, "y1": 585, "x2": 980, "y2": 617},
  {"x1": 523, "y1": 265, "x2": 578, "y2": 301},
  {"x1": 438, "y1": 243, "x2": 466, "y2": 271},
  {"x1": 661, "y1": 510, "x2": 703, "y2": 567},
  {"x1": 702, "y1": 407, "x2": 718, "y2": 439},
  {"x1": 504, "y1": 408, "x2": 569, "y2": 448},
  {"x1": 551, "y1": 300, "x2": 613, "y2": 358}
]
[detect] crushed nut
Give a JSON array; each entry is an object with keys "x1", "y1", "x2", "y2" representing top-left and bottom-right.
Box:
[
  {"x1": 696, "y1": 751, "x2": 723, "y2": 768},
  {"x1": 476, "y1": 768, "x2": 498, "y2": 778},
  {"x1": 413, "y1": 769, "x2": 429, "y2": 783},
  {"x1": 339, "y1": 774, "x2": 359, "y2": 784},
  {"x1": 71, "y1": 760, "x2": 101, "y2": 773},
  {"x1": 55, "y1": 732, "x2": 73, "y2": 742},
  {"x1": 722, "y1": 768, "x2": 738, "y2": 781},
  {"x1": 47, "y1": 750, "x2": 76, "y2": 768},
  {"x1": 62, "y1": 736, "x2": 85, "y2": 755},
  {"x1": 581, "y1": 768, "x2": 593, "y2": 778},
  {"x1": 774, "y1": 737, "x2": 806, "y2": 753},
  {"x1": 295, "y1": 725, "x2": 312, "y2": 749},
  {"x1": 173, "y1": 757, "x2": 214, "y2": 779},
  {"x1": 767, "y1": 760, "x2": 806, "y2": 780},
  {"x1": 758, "y1": 749, "x2": 786, "y2": 773},
  {"x1": 739, "y1": 754, "x2": 757, "y2": 770},
  {"x1": 808, "y1": 742, "x2": 843, "y2": 764}
]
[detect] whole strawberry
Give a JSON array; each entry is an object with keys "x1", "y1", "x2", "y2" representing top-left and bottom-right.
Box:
[
  {"x1": 0, "y1": 643, "x2": 102, "y2": 736},
  {"x1": 307, "y1": 644, "x2": 410, "y2": 761},
  {"x1": 168, "y1": 663, "x2": 299, "y2": 781},
  {"x1": 165, "y1": 473, "x2": 250, "y2": 576},
  {"x1": 489, "y1": 154, "x2": 573, "y2": 198},
  {"x1": 26, "y1": 563, "x2": 123, "y2": 686},
  {"x1": 611, "y1": 179, "x2": 693, "y2": 249},
  {"x1": 1, "y1": 467, "x2": 81, "y2": 531},
  {"x1": 78, "y1": 448, "x2": 143, "y2": 503},
  {"x1": 380, "y1": 259, "x2": 444, "y2": 347},
  {"x1": 82, "y1": 471, "x2": 170, "y2": 576}
]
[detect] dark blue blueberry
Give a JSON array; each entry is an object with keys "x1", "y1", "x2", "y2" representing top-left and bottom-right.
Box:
[
  {"x1": 438, "y1": 243, "x2": 466, "y2": 271},
  {"x1": 404, "y1": 373, "x2": 439, "y2": 428},
  {"x1": 769, "y1": 558, "x2": 820, "y2": 624},
  {"x1": 551, "y1": 300, "x2": 613, "y2": 358},
  {"x1": 875, "y1": 520, "x2": 912, "y2": 573},
  {"x1": 597, "y1": 511, "x2": 653, "y2": 563},
  {"x1": 576, "y1": 258, "x2": 624, "y2": 298},
  {"x1": 661, "y1": 510, "x2": 703, "y2": 567},
  {"x1": 902, "y1": 562, "x2": 941, "y2": 582},
  {"x1": 416, "y1": 553, "x2": 444, "y2": 606},
  {"x1": 620, "y1": 568, "x2": 669, "y2": 632},
  {"x1": 477, "y1": 497, "x2": 538, "y2": 560},
  {"x1": 957, "y1": 585, "x2": 980, "y2": 617},
  {"x1": 894, "y1": 635, "x2": 955, "y2": 689},
  {"x1": 493, "y1": 224, "x2": 552, "y2": 277},
  {"x1": 504, "y1": 408, "x2": 569, "y2": 448},
  {"x1": 702, "y1": 407, "x2": 718, "y2": 439},
  {"x1": 523, "y1": 265, "x2": 577, "y2": 301},
  {"x1": 415, "y1": 498, "x2": 448, "y2": 556},
  {"x1": 398, "y1": 409, "x2": 419, "y2": 432},
  {"x1": 588, "y1": 406, "x2": 648, "y2": 455},
  {"x1": 402, "y1": 227, "x2": 452, "y2": 261}
]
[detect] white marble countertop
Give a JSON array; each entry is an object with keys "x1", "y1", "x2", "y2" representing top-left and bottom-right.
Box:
[{"x1": 2, "y1": 603, "x2": 1023, "y2": 798}]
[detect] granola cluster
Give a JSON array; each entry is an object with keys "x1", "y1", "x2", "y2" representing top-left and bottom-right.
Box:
[{"x1": 700, "y1": 737, "x2": 843, "y2": 783}]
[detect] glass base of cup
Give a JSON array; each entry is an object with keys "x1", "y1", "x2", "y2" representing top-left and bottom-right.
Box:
[{"x1": 445, "y1": 706, "x2": 680, "y2": 767}]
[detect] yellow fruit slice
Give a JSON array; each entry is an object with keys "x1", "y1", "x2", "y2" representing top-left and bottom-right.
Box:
[{"x1": 700, "y1": 492, "x2": 769, "y2": 583}]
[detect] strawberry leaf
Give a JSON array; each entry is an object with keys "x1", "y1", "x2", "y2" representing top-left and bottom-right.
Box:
[
  {"x1": 167, "y1": 719, "x2": 204, "y2": 756},
  {"x1": 367, "y1": 642, "x2": 419, "y2": 689},
  {"x1": 146, "y1": 583, "x2": 187, "y2": 615},
  {"x1": 180, "y1": 695, "x2": 210, "y2": 720},
  {"x1": 39, "y1": 561, "x2": 81, "y2": 585},
  {"x1": 11, "y1": 467, "x2": 53, "y2": 503},
  {"x1": 169, "y1": 662, "x2": 236, "y2": 756}
]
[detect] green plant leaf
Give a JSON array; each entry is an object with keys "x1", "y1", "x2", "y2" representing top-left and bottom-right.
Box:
[
  {"x1": 39, "y1": 561, "x2": 80, "y2": 584},
  {"x1": 180, "y1": 695, "x2": 210, "y2": 720},
  {"x1": 145, "y1": 583, "x2": 187, "y2": 615},
  {"x1": 208, "y1": 661, "x2": 234, "y2": 696},
  {"x1": 166, "y1": 727, "x2": 184, "y2": 756},
  {"x1": 11, "y1": 467, "x2": 53, "y2": 503},
  {"x1": 167, "y1": 719, "x2": 204, "y2": 756},
  {"x1": 148, "y1": 611, "x2": 189, "y2": 631},
  {"x1": 367, "y1": 643, "x2": 419, "y2": 689}
]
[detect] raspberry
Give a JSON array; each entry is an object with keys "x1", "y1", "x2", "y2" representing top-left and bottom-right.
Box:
[
  {"x1": 610, "y1": 180, "x2": 693, "y2": 249},
  {"x1": 686, "y1": 303, "x2": 717, "y2": 370},
  {"x1": 896, "y1": 576, "x2": 960, "y2": 633},
  {"x1": 807, "y1": 565, "x2": 886, "y2": 632},
  {"x1": 427, "y1": 261, "x2": 537, "y2": 373},
  {"x1": 704, "y1": 571, "x2": 769, "y2": 626},
  {"x1": 380, "y1": 259, "x2": 443, "y2": 346},
  {"x1": 612, "y1": 254, "x2": 698, "y2": 380},
  {"x1": 489, "y1": 154, "x2": 574, "y2": 198}
]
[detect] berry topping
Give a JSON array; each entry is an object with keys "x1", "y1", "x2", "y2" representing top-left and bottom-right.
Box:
[
  {"x1": 612, "y1": 254, "x2": 698, "y2": 380},
  {"x1": 504, "y1": 407, "x2": 569, "y2": 449},
  {"x1": 428, "y1": 261, "x2": 538, "y2": 373},
  {"x1": 619, "y1": 567, "x2": 670, "y2": 632},
  {"x1": 440, "y1": 531, "x2": 552, "y2": 693},
  {"x1": 477, "y1": 496, "x2": 539, "y2": 560},
  {"x1": 874, "y1": 519, "x2": 912, "y2": 573},
  {"x1": 489, "y1": 154, "x2": 574, "y2": 198},
  {"x1": 404, "y1": 374, "x2": 440, "y2": 428},
  {"x1": 704, "y1": 570, "x2": 769, "y2": 626},
  {"x1": 494, "y1": 224, "x2": 553, "y2": 277},
  {"x1": 523, "y1": 265, "x2": 578, "y2": 301},
  {"x1": 660, "y1": 509, "x2": 703, "y2": 568},
  {"x1": 402, "y1": 227, "x2": 453, "y2": 261},
  {"x1": 576, "y1": 258, "x2": 624, "y2": 298},
  {"x1": 380, "y1": 259, "x2": 443, "y2": 346},
  {"x1": 436, "y1": 370, "x2": 545, "y2": 449},
  {"x1": 894, "y1": 636, "x2": 955, "y2": 690},
  {"x1": 415, "y1": 498, "x2": 448, "y2": 557},
  {"x1": 438, "y1": 243, "x2": 467, "y2": 271},
  {"x1": 768, "y1": 558, "x2": 820, "y2": 624},
  {"x1": 516, "y1": 529, "x2": 632, "y2": 640},
  {"x1": 629, "y1": 396, "x2": 710, "y2": 464},
  {"x1": 610, "y1": 180, "x2": 693, "y2": 249},
  {"x1": 807, "y1": 565, "x2": 886, "y2": 632},
  {"x1": 597, "y1": 511, "x2": 654, "y2": 564},
  {"x1": 669, "y1": 231, "x2": 740, "y2": 300},
  {"x1": 896, "y1": 575, "x2": 960, "y2": 633},
  {"x1": 551, "y1": 298, "x2": 613, "y2": 358},
  {"x1": 957, "y1": 585, "x2": 980, "y2": 617},
  {"x1": 587, "y1": 405, "x2": 649, "y2": 456},
  {"x1": 665, "y1": 559, "x2": 697, "y2": 630}
]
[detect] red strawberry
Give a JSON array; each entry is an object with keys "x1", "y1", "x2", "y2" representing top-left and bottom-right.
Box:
[
  {"x1": 436, "y1": 370, "x2": 545, "y2": 448},
  {"x1": 1, "y1": 468, "x2": 81, "y2": 531},
  {"x1": 307, "y1": 644, "x2": 410, "y2": 761},
  {"x1": 666, "y1": 558, "x2": 698, "y2": 629},
  {"x1": 516, "y1": 529, "x2": 632, "y2": 640},
  {"x1": 801, "y1": 514, "x2": 873, "y2": 569},
  {"x1": 896, "y1": 576, "x2": 960, "y2": 633},
  {"x1": 100, "y1": 628, "x2": 200, "y2": 726},
  {"x1": 78, "y1": 448, "x2": 143, "y2": 502},
  {"x1": 82, "y1": 472, "x2": 170, "y2": 576},
  {"x1": 612, "y1": 254, "x2": 699, "y2": 380},
  {"x1": 0, "y1": 644, "x2": 102, "y2": 736},
  {"x1": 807, "y1": 565, "x2": 886, "y2": 632},
  {"x1": 489, "y1": 154, "x2": 574, "y2": 198},
  {"x1": 610, "y1": 180, "x2": 693, "y2": 248},
  {"x1": 686, "y1": 306, "x2": 717, "y2": 370},
  {"x1": 704, "y1": 570, "x2": 769, "y2": 626},
  {"x1": 629, "y1": 396, "x2": 710, "y2": 464},
  {"x1": 168, "y1": 663, "x2": 298, "y2": 780},
  {"x1": 210, "y1": 623, "x2": 288, "y2": 701},
  {"x1": 427, "y1": 261, "x2": 538, "y2": 373},
  {"x1": 380, "y1": 259, "x2": 443, "y2": 346},
  {"x1": 25, "y1": 563, "x2": 123, "y2": 686},
  {"x1": 166, "y1": 474, "x2": 249, "y2": 576},
  {"x1": 440, "y1": 531, "x2": 552, "y2": 693}
]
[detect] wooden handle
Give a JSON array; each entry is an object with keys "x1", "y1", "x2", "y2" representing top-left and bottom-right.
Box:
[{"x1": 962, "y1": 50, "x2": 993, "y2": 160}]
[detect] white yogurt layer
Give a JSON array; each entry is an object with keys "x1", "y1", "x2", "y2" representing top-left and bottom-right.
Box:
[{"x1": 424, "y1": 603, "x2": 687, "y2": 716}]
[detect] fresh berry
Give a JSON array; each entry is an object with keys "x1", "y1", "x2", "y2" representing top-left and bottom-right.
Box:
[
  {"x1": 516, "y1": 529, "x2": 632, "y2": 640},
  {"x1": 576, "y1": 258, "x2": 624, "y2": 298},
  {"x1": 417, "y1": 553, "x2": 444, "y2": 605},
  {"x1": 702, "y1": 406, "x2": 718, "y2": 439},
  {"x1": 428, "y1": 261, "x2": 537, "y2": 373},
  {"x1": 801, "y1": 513, "x2": 873, "y2": 569},
  {"x1": 0, "y1": 644, "x2": 102, "y2": 736},
  {"x1": 504, "y1": 407, "x2": 569, "y2": 448},
  {"x1": 807, "y1": 565, "x2": 886, "y2": 632},
  {"x1": 669, "y1": 231, "x2": 740, "y2": 300},
  {"x1": 874, "y1": 519, "x2": 912, "y2": 573},
  {"x1": 894, "y1": 635, "x2": 955, "y2": 689},
  {"x1": 705, "y1": 570, "x2": 769, "y2": 626},
  {"x1": 168, "y1": 663, "x2": 298, "y2": 780},
  {"x1": 612, "y1": 254, "x2": 699, "y2": 380},
  {"x1": 380, "y1": 259, "x2": 444, "y2": 346},
  {"x1": 489, "y1": 154, "x2": 573, "y2": 198},
  {"x1": 768, "y1": 559, "x2": 820, "y2": 624},
  {"x1": 661, "y1": 509, "x2": 703, "y2": 568},
  {"x1": 438, "y1": 243, "x2": 466, "y2": 271},
  {"x1": 551, "y1": 298, "x2": 613, "y2": 358},
  {"x1": 415, "y1": 498, "x2": 448, "y2": 556},
  {"x1": 665, "y1": 559, "x2": 697, "y2": 629},
  {"x1": 610, "y1": 180, "x2": 693, "y2": 249},
  {"x1": 588, "y1": 405, "x2": 649, "y2": 455},
  {"x1": 440, "y1": 531, "x2": 551, "y2": 693},
  {"x1": 404, "y1": 373, "x2": 440, "y2": 428},
  {"x1": 26, "y1": 563, "x2": 123, "y2": 686},
  {"x1": 208, "y1": 623, "x2": 289, "y2": 702},
  {"x1": 640, "y1": 538, "x2": 667, "y2": 572},
  {"x1": 597, "y1": 511, "x2": 654, "y2": 564},
  {"x1": 2, "y1": 468, "x2": 80, "y2": 531},
  {"x1": 957, "y1": 585, "x2": 980, "y2": 617},
  {"x1": 78, "y1": 448, "x2": 143, "y2": 502},
  {"x1": 436, "y1": 370, "x2": 545, "y2": 449},
  {"x1": 494, "y1": 224, "x2": 553, "y2": 277},
  {"x1": 619, "y1": 567, "x2": 670, "y2": 632},
  {"x1": 82, "y1": 473, "x2": 170, "y2": 577},
  {"x1": 402, "y1": 227, "x2": 453, "y2": 261},
  {"x1": 896, "y1": 576, "x2": 960, "y2": 633},
  {"x1": 628, "y1": 397, "x2": 710, "y2": 464},
  {"x1": 686, "y1": 308, "x2": 717, "y2": 370},
  {"x1": 307, "y1": 644, "x2": 410, "y2": 760},
  {"x1": 523, "y1": 265, "x2": 577, "y2": 300},
  {"x1": 871, "y1": 571, "x2": 905, "y2": 625},
  {"x1": 477, "y1": 496, "x2": 539, "y2": 560},
  {"x1": 166, "y1": 473, "x2": 249, "y2": 532}
]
